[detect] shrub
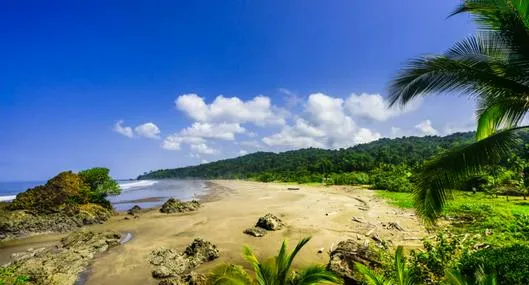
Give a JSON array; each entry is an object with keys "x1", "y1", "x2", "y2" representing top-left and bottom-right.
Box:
[
  {"x1": 371, "y1": 165, "x2": 413, "y2": 192},
  {"x1": 458, "y1": 244, "x2": 529, "y2": 285},
  {"x1": 9, "y1": 171, "x2": 89, "y2": 213}
]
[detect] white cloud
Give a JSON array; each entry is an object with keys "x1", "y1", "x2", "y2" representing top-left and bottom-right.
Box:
[
  {"x1": 263, "y1": 93, "x2": 381, "y2": 149},
  {"x1": 162, "y1": 135, "x2": 205, "y2": 150},
  {"x1": 344, "y1": 93, "x2": 421, "y2": 121},
  {"x1": 190, "y1": 143, "x2": 217, "y2": 155},
  {"x1": 113, "y1": 120, "x2": 134, "y2": 138},
  {"x1": 175, "y1": 94, "x2": 285, "y2": 125},
  {"x1": 134, "y1": 122, "x2": 160, "y2": 139},
  {"x1": 415, "y1": 120, "x2": 438, "y2": 136},
  {"x1": 179, "y1": 122, "x2": 245, "y2": 140},
  {"x1": 239, "y1": 150, "x2": 248, "y2": 155},
  {"x1": 201, "y1": 159, "x2": 209, "y2": 164}
]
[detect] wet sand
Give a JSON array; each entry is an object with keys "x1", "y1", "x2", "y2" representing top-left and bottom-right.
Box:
[{"x1": 0, "y1": 180, "x2": 427, "y2": 285}]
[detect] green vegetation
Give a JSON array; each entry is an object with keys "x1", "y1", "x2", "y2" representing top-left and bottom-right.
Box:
[
  {"x1": 355, "y1": 246, "x2": 412, "y2": 285},
  {"x1": 0, "y1": 267, "x2": 28, "y2": 285},
  {"x1": 388, "y1": 0, "x2": 529, "y2": 221},
  {"x1": 9, "y1": 167, "x2": 120, "y2": 213},
  {"x1": 208, "y1": 237, "x2": 340, "y2": 285}
]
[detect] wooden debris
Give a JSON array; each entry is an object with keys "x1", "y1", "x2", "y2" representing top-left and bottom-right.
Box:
[{"x1": 351, "y1": 216, "x2": 364, "y2": 223}]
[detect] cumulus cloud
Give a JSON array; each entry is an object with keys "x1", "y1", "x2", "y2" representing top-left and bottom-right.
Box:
[
  {"x1": 344, "y1": 93, "x2": 421, "y2": 121},
  {"x1": 113, "y1": 120, "x2": 134, "y2": 138},
  {"x1": 162, "y1": 135, "x2": 205, "y2": 151},
  {"x1": 179, "y1": 122, "x2": 245, "y2": 140},
  {"x1": 175, "y1": 94, "x2": 285, "y2": 125},
  {"x1": 134, "y1": 122, "x2": 160, "y2": 139},
  {"x1": 190, "y1": 143, "x2": 217, "y2": 154},
  {"x1": 415, "y1": 120, "x2": 438, "y2": 136},
  {"x1": 263, "y1": 93, "x2": 381, "y2": 149},
  {"x1": 239, "y1": 150, "x2": 248, "y2": 155}
]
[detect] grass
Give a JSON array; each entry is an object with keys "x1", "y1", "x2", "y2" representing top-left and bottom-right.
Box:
[{"x1": 375, "y1": 190, "x2": 529, "y2": 245}]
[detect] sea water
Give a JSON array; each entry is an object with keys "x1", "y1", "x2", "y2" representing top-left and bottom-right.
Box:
[{"x1": 0, "y1": 179, "x2": 209, "y2": 211}]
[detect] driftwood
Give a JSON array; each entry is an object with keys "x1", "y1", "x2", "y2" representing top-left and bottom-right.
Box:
[
  {"x1": 351, "y1": 216, "x2": 364, "y2": 223},
  {"x1": 383, "y1": 222, "x2": 405, "y2": 231}
]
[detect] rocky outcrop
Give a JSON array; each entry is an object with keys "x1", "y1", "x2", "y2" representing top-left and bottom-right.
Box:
[
  {"x1": 149, "y1": 238, "x2": 218, "y2": 285},
  {"x1": 326, "y1": 239, "x2": 383, "y2": 284},
  {"x1": 243, "y1": 227, "x2": 267, "y2": 237},
  {"x1": 0, "y1": 203, "x2": 113, "y2": 241},
  {"x1": 127, "y1": 205, "x2": 142, "y2": 215},
  {"x1": 256, "y1": 213, "x2": 284, "y2": 230},
  {"x1": 160, "y1": 199, "x2": 200, "y2": 214},
  {"x1": 1, "y1": 230, "x2": 121, "y2": 285}
]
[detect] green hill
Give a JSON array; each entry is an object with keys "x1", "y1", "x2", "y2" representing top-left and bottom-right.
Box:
[{"x1": 139, "y1": 132, "x2": 483, "y2": 181}]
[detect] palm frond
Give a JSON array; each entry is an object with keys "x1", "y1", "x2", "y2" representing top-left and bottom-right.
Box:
[
  {"x1": 277, "y1": 237, "x2": 311, "y2": 285},
  {"x1": 243, "y1": 246, "x2": 277, "y2": 285},
  {"x1": 414, "y1": 127, "x2": 524, "y2": 221},
  {"x1": 445, "y1": 269, "x2": 469, "y2": 285},
  {"x1": 476, "y1": 95, "x2": 529, "y2": 140},
  {"x1": 208, "y1": 264, "x2": 254, "y2": 285},
  {"x1": 450, "y1": 0, "x2": 529, "y2": 62},
  {"x1": 355, "y1": 263, "x2": 392, "y2": 285},
  {"x1": 393, "y1": 246, "x2": 414, "y2": 285},
  {"x1": 475, "y1": 266, "x2": 497, "y2": 285},
  {"x1": 291, "y1": 265, "x2": 342, "y2": 285}
]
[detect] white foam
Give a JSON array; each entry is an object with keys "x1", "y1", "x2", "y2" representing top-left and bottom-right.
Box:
[
  {"x1": 119, "y1": 180, "x2": 158, "y2": 191},
  {"x1": 0, "y1": 195, "x2": 16, "y2": 202}
]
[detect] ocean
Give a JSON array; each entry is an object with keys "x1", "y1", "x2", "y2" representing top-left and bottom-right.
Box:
[{"x1": 0, "y1": 179, "x2": 209, "y2": 211}]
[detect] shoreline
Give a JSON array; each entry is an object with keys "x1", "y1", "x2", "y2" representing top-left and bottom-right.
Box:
[{"x1": 0, "y1": 180, "x2": 427, "y2": 285}]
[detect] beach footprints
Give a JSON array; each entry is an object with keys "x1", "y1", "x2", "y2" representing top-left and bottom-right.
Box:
[{"x1": 244, "y1": 213, "x2": 285, "y2": 237}]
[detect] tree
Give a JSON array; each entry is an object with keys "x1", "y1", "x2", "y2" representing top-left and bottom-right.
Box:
[
  {"x1": 78, "y1": 167, "x2": 120, "y2": 208},
  {"x1": 388, "y1": 0, "x2": 529, "y2": 221},
  {"x1": 208, "y1": 237, "x2": 341, "y2": 285}
]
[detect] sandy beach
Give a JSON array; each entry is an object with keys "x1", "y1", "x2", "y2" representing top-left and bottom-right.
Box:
[{"x1": 0, "y1": 180, "x2": 427, "y2": 285}]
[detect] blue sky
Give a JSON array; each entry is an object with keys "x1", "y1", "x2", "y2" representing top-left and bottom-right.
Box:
[{"x1": 1, "y1": 1, "x2": 477, "y2": 181}]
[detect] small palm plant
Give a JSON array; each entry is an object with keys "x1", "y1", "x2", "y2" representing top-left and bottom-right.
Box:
[
  {"x1": 355, "y1": 246, "x2": 413, "y2": 285},
  {"x1": 208, "y1": 236, "x2": 341, "y2": 285},
  {"x1": 445, "y1": 266, "x2": 497, "y2": 285}
]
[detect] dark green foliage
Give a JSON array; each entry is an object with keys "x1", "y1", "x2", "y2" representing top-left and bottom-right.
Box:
[
  {"x1": 408, "y1": 234, "x2": 476, "y2": 284},
  {"x1": 139, "y1": 132, "x2": 478, "y2": 181},
  {"x1": 458, "y1": 244, "x2": 529, "y2": 285},
  {"x1": 79, "y1": 167, "x2": 120, "y2": 209},
  {"x1": 371, "y1": 165, "x2": 413, "y2": 192}
]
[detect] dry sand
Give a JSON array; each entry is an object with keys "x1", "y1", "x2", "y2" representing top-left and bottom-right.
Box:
[{"x1": 0, "y1": 180, "x2": 427, "y2": 285}]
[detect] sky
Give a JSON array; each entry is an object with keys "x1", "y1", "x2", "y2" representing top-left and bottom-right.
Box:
[{"x1": 1, "y1": 0, "x2": 478, "y2": 181}]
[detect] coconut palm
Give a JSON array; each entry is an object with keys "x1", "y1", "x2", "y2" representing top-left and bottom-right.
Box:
[
  {"x1": 355, "y1": 246, "x2": 413, "y2": 285},
  {"x1": 388, "y1": 0, "x2": 529, "y2": 221},
  {"x1": 208, "y1": 236, "x2": 341, "y2": 285}
]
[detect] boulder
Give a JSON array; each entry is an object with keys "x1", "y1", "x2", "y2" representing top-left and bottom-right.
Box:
[
  {"x1": 256, "y1": 213, "x2": 284, "y2": 230},
  {"x1": 160, "y1": 199, "x2": 201, "y2": 214},
  {"x1": 149, "y1": 239, "x2": 218, "y2": 283},
  {"x1": 184, "y1": 238, "x2": 220, "y2": 262},
  {"x1": 326, "y1": 239, "x2": 382, "y2": 284},
  {"x1": 243, "y1": 227, "x2": 267, "y2": 237},
  {"x1": 3, "y1": 230, "x2": 121, "y2": 285},
  {"x1": 127, "y1": 205, "x2": 142, "y2": 215}
]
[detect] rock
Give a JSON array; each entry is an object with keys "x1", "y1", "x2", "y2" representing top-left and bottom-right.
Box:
[
  {"x1": 124, "y1": 216, "x2": 130, "y2": 220},
  {"x1": 317, "y1": 248, "x2": 324, "y2": 254},
  {"x1": 160, "y1": 199, "x2": 201, "y2": 214},
  {"x1": 149, "y1": 239, "x2": 219, "y2": 283},
  {"x1": 184, "y1": 238, "x2": 220, "y2": 262},
  {"x1": 243, "y1": 227, "x2": 267, "y2": 237},
  {"x1": 184, "y1": 272, "x2": 208, "y2": 285},
  {"x1": 3, "y1": 230, "x2": 121, "y2": 285},
  {"x1": 0, "y1": 203, "x2": 113, "y2": 241},
  {"x1": 327, "y1": 239, "x2": 382, "y2": 284},
  {"x1": 256, "y1": 213, "x2": 284, "y2": 230},
  {"x1": 153, "y1": 266, "x2": 176, "y2": 278},
  {"x1": 127, "y1": 205, "x2": 142, "y2": 215}
]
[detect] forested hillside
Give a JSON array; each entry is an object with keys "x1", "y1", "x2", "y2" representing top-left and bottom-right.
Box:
[{"x1": 139, "y1": 132, "x2": 529, "y2": 183}]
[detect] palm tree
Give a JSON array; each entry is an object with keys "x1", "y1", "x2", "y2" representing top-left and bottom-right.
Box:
[
  {"x1": 389, "y1": 0, "x2": 529, "y2": 221},
  {"x1": 208, "y1": 237, "x2": 341, "y2": 285},
  {"x1": 355, "y1": 246, "x2": 413, "y2": 285}
]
